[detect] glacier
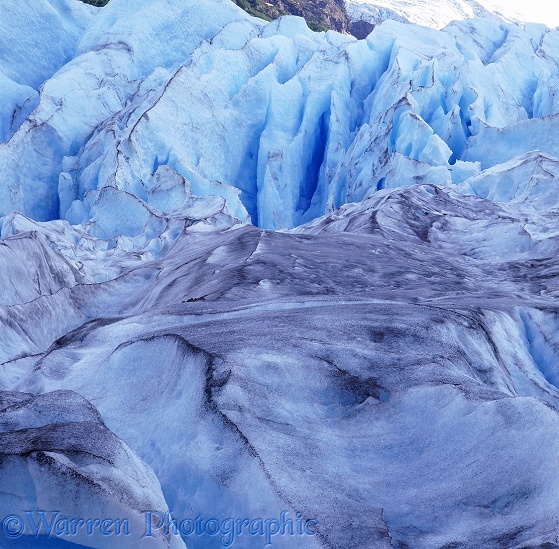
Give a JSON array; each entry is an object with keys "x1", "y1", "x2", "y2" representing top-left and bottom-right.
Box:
[
  {"x1": 1, "y1": 0, "x2": 559, "y2": 548},
  {"x1": 344, "y1": 0, "x2": 525, "y2": 31},
  {"x1": 346, "y1": 0, "x2": 559, "y2": 33}
]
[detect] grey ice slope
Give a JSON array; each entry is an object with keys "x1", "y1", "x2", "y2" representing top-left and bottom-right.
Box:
[
  {"x1": 0, "y1": 390, "x2": 185, "y2": 549},
  {"x1": 2, "y1": 184, "x2": 559, "y2": 548}
]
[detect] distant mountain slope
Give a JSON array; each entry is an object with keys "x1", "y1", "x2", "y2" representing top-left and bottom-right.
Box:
[
  {"x1": 232, "y1": 0, "x2": 348, "y2": 32},
  {"x1": 80, "y1": 0, "x2": 372, "y2": 37},
  {"x1": 79, "y1": 0, "x2": 523, "y2": 37},
  {"x1": 80, "y1": 0, "x2": 109, "y2": 5},
  {"x1": 77, "y1": 0, "x2": 542, "y2": 40}
]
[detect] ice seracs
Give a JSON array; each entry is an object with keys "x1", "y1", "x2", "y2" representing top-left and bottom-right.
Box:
[
  {"x1": 456, "y1": 151, "x2": 559, "y2": 209},
  {"x1": 0, "y1": 0, "x2": 95, "y2": 144},
  {"x1": 1, "y1": 0, "x2": 558, "y2": 237}
]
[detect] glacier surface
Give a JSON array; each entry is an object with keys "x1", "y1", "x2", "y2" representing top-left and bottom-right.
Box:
[{"x1": 2, "y1": 0, "x2": 559, "y2": 548}]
